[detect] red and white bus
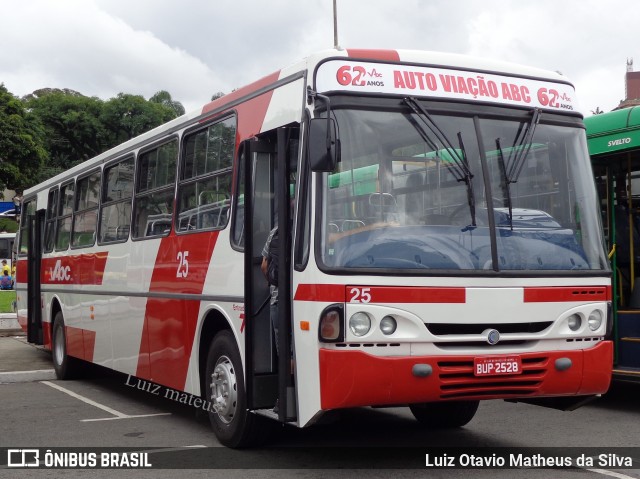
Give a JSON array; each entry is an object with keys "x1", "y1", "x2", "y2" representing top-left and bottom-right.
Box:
[{"x1": 17, "y1": 48, "x2": 612, "y2": 447}]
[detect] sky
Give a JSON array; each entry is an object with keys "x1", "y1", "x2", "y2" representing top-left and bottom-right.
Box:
[{"x1": 1, "y1": 0, "x2": 638, "y2": 117}]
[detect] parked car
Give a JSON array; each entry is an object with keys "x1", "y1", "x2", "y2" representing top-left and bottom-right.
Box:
[{"x1": 0, "y1": 209, "x2": 19, "y2": 217}]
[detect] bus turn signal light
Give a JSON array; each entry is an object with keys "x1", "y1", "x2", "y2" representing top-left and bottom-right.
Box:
[{"x1": 318, "y1": 304, "x2": 344, "y2": 342}]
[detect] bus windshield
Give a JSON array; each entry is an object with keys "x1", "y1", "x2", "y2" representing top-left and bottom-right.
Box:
[{"x1": 319, "y1": 101, "x2": 608, "y2": 273}]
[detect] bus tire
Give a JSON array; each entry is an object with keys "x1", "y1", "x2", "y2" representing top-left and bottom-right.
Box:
[
  {"x1": 51, "y1": 311, "x2": 82, "y2": 380},
  {"x1": 205, "y1": 330, "x2": 270, "y2": 448},
  {"x1": 409, "y1": 400, "x2": 479, "y2": 428}
]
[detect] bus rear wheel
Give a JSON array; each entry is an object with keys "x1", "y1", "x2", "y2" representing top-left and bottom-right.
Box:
[
  {"x1": 409, "y1": 400, "x2": 479, "y2": 428},
  {"x1": 51, "y1": 311, "x2": 82, "y2": 380},
  {"x1": 205, "y1": 330, "x2": 270, "y2": 448}
]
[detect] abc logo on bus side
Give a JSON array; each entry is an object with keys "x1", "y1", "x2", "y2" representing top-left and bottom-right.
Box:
[{"x1": 49, "y1": 260, "x2": 71, "y2": 282}]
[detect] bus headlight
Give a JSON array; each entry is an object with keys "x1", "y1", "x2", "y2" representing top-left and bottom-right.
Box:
[
  {"x1": 588, "y1": 310, "x2": 603, "y2": 331},
  {"x1": 380, "y1": 316, "x2": 397, "y2": 335},
  {"x1": 567, "y1": 314, "x2": 582, "y2": 331},
  {"x1": 349, "y1": 312, "x2": 371, "y2": 337}
]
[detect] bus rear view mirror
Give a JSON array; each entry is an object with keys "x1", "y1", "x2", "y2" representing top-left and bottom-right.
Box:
[{"x1": 309, "y1": 117, "x2": 340, "y2": 172}]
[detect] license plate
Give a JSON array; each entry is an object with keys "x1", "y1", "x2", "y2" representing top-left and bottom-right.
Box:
[{"x1": 474, "y1": 356, "x2": 522, "y2": 376}]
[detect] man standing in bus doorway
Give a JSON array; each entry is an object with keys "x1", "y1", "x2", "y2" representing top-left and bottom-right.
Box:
[
  {"x1": 261, "y1": 225, "x2": 280, "y2": 354},
  {"x1": 261, "y1": 224, "x2": 280, "y2": 413},
  {"x1": 1, "y1": 259, "x2": 9, "y2": 276}
]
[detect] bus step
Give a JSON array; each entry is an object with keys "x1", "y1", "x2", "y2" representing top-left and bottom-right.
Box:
[
  {"x1": 254, "y1": 408, "x2": 279, "y2": 420},
  {"x1": 253, "y1": 408, "x2": 297, "y2": 424},
  {"x1": 613, "y1": 367, "x2": 640, "y2": 379},
  {"x1": 618, "y1": 338, "x2": 640, "y2": 370}
]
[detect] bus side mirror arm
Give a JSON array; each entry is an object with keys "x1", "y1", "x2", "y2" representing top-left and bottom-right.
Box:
[{"x1": 307, "y1": 90, "x2": 340, "y2": 172}]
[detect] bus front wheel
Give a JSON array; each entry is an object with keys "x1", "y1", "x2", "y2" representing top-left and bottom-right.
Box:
[
  {"x1": 205, "y1": 330, "x2": 270, "y2": 448},
  {"x1": 409, "y1": 400, "x2": 479, "y2": 428},
  {"x1": 51, "y1": 311, "x2": 82, "y2": 380}
]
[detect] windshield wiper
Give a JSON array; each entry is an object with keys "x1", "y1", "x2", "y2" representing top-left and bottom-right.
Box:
[
  {"x1": 506, "y1": 108, "x2": 541, "y2": 183},
  {"x1": 457, "y1": 132, "x2": 476, "y2": 227},
  {"x1": 403, "y1": 97, "x2": 476, "y2": 226},
  {"x1": 495, "y1": 138, "x2": 513, "y2": 230}
]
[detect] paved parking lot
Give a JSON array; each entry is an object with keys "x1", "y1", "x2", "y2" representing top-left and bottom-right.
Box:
[
  {"x1": 0, "y1": 335, "x2": 218, "y2": 447},
  {"x1": 1, "y1": 333, "x2": 640, "y2": 478}
]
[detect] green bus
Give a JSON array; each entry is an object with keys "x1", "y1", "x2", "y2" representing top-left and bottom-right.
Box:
[{"x1": 586, "y1": 107, "x2": 640, "y2": 380}]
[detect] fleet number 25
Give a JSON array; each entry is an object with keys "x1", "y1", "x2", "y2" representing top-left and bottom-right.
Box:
[
  {"x1": 177, "y1": 251, "x2": 189, "y2": 278},
  {"x1": 349, "y1": 287, "x2": 372, "y2": 303}
]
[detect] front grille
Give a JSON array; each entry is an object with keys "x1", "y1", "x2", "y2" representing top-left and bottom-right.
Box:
[
  {"x1": 426, "y1": 322, "x2": 552, "y2": 335},
  {"x1": 434, "y1": 340, "x2": 531, "y2": 349},
  {"x1": 334, "y1": 343, "x2": 402, "y2": 348},
  {"x1": 436, "y1": 356, "x2": 548, "y2": 399}
]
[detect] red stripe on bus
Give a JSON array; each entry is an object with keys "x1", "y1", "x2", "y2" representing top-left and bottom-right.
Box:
[
  {"x1": 347, "y1": 49, "x2": 401, "y2": 62},
  {"x1": 294, "y1": 284, "x2": 346, "y2": 302},
  {"x1": 523, "y1": 286, "x2": 610, "y2": 302},
  {"x1": 293, "y1": 285, "x2": 465, "y2": 303},
  {"x1": 41, "y1": 252, "x2": 109, "y2": 285},
  {"x1": 348, "y1": 286, "x2": 466, "y2": 303},
  {"x1": 201, "y1": 71, "x2": 281, "y2": 140},
  {"x1": 136, "y1": 231, "x2": 220, "y2": 390},
  {"x1": 65, "y1": 326, "x2": 96, "y2": 362}
]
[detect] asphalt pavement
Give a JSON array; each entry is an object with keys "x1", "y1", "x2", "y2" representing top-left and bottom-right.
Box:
[{"x1": 0, "y1": 319, "x2": 56, "y2": 382}]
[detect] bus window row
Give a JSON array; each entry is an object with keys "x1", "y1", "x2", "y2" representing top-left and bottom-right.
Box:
[{"x1": 20, "y1": 116, "x2": 236, "y2": 255}]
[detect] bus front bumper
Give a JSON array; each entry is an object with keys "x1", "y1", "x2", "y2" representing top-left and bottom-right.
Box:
[{"x1": 319, "y1": 340, "x2": 612, "y2": 410}]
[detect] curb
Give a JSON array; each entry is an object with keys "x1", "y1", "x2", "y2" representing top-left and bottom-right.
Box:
[
  {"x1": 0, "y1": 369, "x2": 57, "y2": 383},
  {"x1": 0, "y1": 313, "x2": 19, "y2": 331}
]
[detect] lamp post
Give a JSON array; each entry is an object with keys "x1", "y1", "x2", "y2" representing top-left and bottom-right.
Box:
[{"x1": 333, "y1": 0, "x2": 339, "y2": 49}]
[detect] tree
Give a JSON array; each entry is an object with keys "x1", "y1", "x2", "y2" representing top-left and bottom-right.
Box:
[
  {"x1": 149, "y1": 90, "x2": 185, "y2": 116},
  {"x1": 0, "y1": 84, "x2": 47, "y2": 190},
  {"x1": 24, "y1": 88, "x2": 106, "y2": 172},
  {"x1": 100, "y1": 93, "x2": 180, "y2": 147},
  {"x1": 3, "y1": 87, "x2": 186, "y2": 188},
  {"x1": 211, "y1": 92, "x2": 226, "y2": 101}
]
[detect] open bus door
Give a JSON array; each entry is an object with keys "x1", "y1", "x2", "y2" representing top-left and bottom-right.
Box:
[
  {"x1": 593, "y1": 156, "x2": 640, "y2": 379},
  {"x1": 586, "y1": 108, "x2": 640, "y2": 380},
  {"x1": 26, "y1": 209, "x2": 44, "y2": 345},
  {"x1": 243, "y1": 127, "x2": 297, "y2": 422}
]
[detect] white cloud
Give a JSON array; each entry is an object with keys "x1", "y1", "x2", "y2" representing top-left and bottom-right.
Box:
[
  {"x1": 1, "y1": 0, "x2": 639, "y2": 116},
  {"x1": 1, "y1": 0, "x2": 226, "y2": 111}
]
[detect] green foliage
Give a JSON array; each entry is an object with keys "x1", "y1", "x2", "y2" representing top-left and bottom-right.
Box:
[
  {"x1": 101, "y1": 93, "x2": 178, "y2": 147},
  {"x1": 150, "y1": 90, "x2": 185, "y2": 117},
  {"x1": 0, "y1": 84, "x2": 47, "y2": 190},
  {"x1": 24, "y1": 88, "x2": 106, "y2": 171},
  {"x1": 0, "y1": 218, "x2": 18, "y2": 233},
  {"x1": 0, "y1": 290, "x2": 16, "y2": 313},
  {"x1": 3, "y1": 87, "x2": 186, "y2": 186}
]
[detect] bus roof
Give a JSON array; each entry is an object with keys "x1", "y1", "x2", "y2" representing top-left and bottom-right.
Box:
[{"x1": 585, "y1": 106, "x2": 640, "y2": 157}]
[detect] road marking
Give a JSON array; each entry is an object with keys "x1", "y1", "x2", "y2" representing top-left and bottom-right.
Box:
[
  {"x1": 586, "y1": 469, "x2": 638, "y2": 479},
  {"x1": 81, "y1": 413, "x2": 171, "y2": 422},
  {"x1": 41, "y1": 380, "x2": 171, "y2": 421}
]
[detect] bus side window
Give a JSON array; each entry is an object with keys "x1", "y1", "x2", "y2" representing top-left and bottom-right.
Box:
[
  {"x1": 177, "y1": 117, "x2": 235, "y2": 234},
  {"x1": 44, "y1": 188, "x2": 59, "y2": 252},
  {"x1": 55, "y1": 182, "x2": 74, "y2": 251},
  {"x1": 132, "y1": 140, "x2": 177, "y2": 239},
  {"x1": 17, "y1": 198, "x2": 36, "y2": 255},
  {"x1": 72, "y1": 170, "x2": 101, "y2": 248},
  {"x1": 99, "y1": 157, "x2": 134, "y2": 244}
]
